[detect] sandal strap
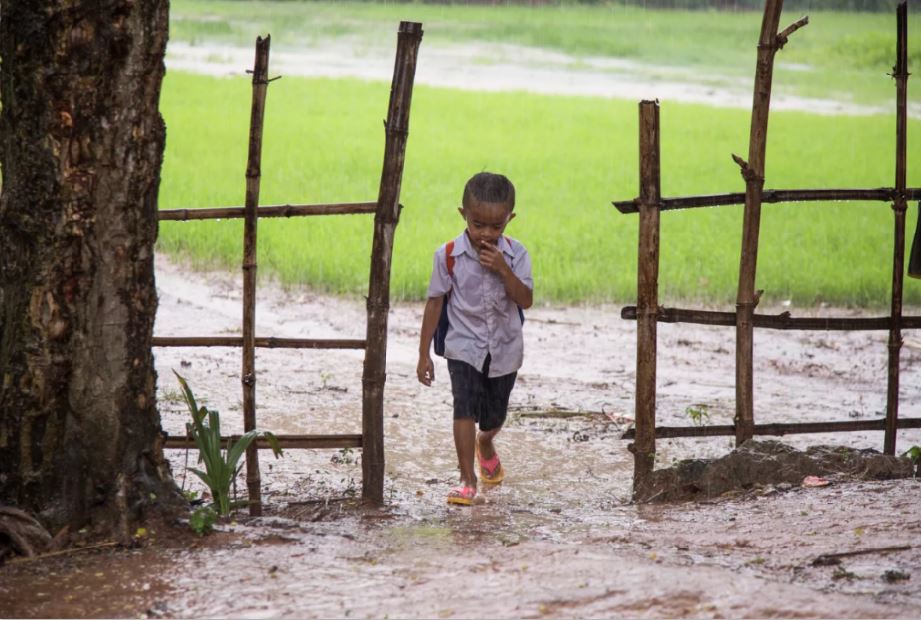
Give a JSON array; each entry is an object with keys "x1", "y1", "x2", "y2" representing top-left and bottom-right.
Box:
[
  {"x1": 449, "y1": 486, "x2": 476, "y2": 499},
  {"x1": 476, "y1": 442, "x2": 501, "y2": 475}
]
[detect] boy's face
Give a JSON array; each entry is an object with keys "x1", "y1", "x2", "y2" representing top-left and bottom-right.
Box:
[{"x1": 459, "y1": 197, "x2": 515, "y2": 250}]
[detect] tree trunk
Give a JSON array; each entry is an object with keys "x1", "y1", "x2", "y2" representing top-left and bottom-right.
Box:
[{"x1": 0, "y1": 0, "x2": 183, "y2": 539}]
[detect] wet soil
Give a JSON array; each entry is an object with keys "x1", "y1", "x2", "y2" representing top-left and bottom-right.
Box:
[
  {"x1": 643, "y1": 440, "x2": 916, "y2": 502},
  {"x1": 2, "y1": 256, "x2": 920, "y2": 618}
]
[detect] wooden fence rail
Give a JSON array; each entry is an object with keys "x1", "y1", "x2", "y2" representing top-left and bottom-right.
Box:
[
  {"x1": 165, "y1": 434, "x2": 363, "y2": 450},
  {"x1": 151, "y1": 337, "x2": 366, "y2": 349},
  {"x1": 614, "y1": 1, "x2": 915, "y2": 501},
  {"x1": 621, "y1": 417, "x2": 921, "y2": 440},
  {"x1": 158, "y1": 202, "x2": 380, "y2": 221},
  {"x1": 620, "y1": 306, "x2": 921, "y2": 331},
  {"x1": 613, "y1": 188, "x2": 921, "y2": 213}
]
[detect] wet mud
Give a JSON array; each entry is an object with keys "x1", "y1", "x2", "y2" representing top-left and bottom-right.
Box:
[
  {"x1": 642, "y1": 439, "x2": 916, "y2": 502},
  {"x1": 2, "y1": 257, "x2": 921, "y2": 618}
]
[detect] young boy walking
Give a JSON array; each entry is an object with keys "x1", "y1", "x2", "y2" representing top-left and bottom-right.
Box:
[{"x1": 416, "y1": 172, "x2": 533, "y2": 506}]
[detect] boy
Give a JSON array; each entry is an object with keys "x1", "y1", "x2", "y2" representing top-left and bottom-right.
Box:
[{"x1": 416, "y1": 172, "x2": 533, "y2": 506}]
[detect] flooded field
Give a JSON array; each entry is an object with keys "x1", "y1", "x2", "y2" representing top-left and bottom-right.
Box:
[{"x1": 2, "y1": 257, "x2": 920, "y2": 618}]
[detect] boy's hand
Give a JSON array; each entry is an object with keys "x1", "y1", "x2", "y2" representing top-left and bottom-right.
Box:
[
  {"x1": 417, "y1": 354, "x2": 435, "y2": 386},
  {"x1": 478, "y1": 241, "x2": 509, "y2": 275}
]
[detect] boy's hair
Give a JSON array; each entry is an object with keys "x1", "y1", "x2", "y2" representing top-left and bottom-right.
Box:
[{"x1": 462, "y1": 172, "x2": 515, "y2": 211}]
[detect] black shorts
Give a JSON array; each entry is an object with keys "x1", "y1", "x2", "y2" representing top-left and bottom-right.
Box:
[{"x1": 447, "y1": 355, "x2": 517, "y2": 432}]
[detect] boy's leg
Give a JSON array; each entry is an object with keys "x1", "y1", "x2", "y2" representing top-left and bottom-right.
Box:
[
  {"x1": 476, "y1": 426, "x2": 501, "y2": 461},
  {"x1": 447, "y1": 359, "x2": 484, "y2": 490},
  {"x1": 453, "y1": 418, "x2": 478, "y2": 488},
  {"x1": 476, "y1": 368, "x2": 517, "y2": 479},
  {"x1": 477, "y1": 355, "x2": 513, "y2": 459}
]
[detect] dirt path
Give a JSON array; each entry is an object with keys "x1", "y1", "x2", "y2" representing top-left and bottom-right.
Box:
[{"x1": 2, "y1": 256, "x2": 920, "y2": 618}]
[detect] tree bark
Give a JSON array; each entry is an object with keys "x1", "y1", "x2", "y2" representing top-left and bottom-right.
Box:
[{"x1": 0, "y1": 0, "x2": 183, "y2": 538}]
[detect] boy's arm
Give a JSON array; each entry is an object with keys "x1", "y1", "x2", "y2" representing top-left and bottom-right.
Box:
[
  {"x1": 479, "y1": 243, "x2": 533, "y2": 309},
  {"x1": 417, "y1": 295, "x2": 444, "y2": 386},
  {"x1": 498, "y1": 267, "x2": 533, "y2": 309}
]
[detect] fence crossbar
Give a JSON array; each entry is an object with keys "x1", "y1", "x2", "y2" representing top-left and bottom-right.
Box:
[
  {"x1": 152, "y1": 337, "x2": 366, "y2": 349},
  {"x1": 165, "y1": 434, "x2": 362, "y2": 450},
  {"x1": 613, "y1": 187, "x2": 921, "y2": 214},
  {"x1": 620, "y1": 306, "x2": 921, "y2": 331},
  {"x1": 620, "y1": 417, "x2": 921, "y2": 440},
  {"x1": 158, "y1": 202, "x2": 381, "y2": 221}
]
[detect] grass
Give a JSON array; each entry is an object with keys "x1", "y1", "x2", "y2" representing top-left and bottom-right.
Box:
[
  {"x1": 158, "y1": 70, "x2": 921, "y2": 306},
  {"x1": 160, "y1": 1, "x2": 921, "y2": 305}
]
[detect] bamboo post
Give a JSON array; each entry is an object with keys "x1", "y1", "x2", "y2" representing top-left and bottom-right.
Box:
[
  {"x1": 734, "y1": 1, "x2": 807, "y2": 446},
  {"x1": 362, "y1": 21, "x2": 423, "y2": 504},
  {"x1": 632, "y1": 100, "x2": 661, "y2": 501},
  {"x1": 885, "y1": 1, "x2": 909, "y2": 455},
  {"x1": 242, "y1": 36, "x2": 272, "y2": 516}
]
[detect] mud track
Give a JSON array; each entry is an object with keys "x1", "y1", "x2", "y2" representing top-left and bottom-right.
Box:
[{"x1": 2, "y1": 255, "x2": 920, "y2": 618}]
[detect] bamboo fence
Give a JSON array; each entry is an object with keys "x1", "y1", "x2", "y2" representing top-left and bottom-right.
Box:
[
  {"x1": 155, "y1": 23, "x2": 424, "y2": 511},
  {"x1": 615, "y1": 1, "x2": 918, "y2": 500}
]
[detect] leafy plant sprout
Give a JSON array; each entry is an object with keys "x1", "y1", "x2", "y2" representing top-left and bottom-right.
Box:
[
  {"x1": 685, "y1": 404, "x2": 711, "y2": 427},
  {"x1": 174, "y1": 370, "x2": 284, "y2": 516}
]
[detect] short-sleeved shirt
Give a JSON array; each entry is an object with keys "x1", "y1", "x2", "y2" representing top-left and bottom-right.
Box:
[{"x1": 427, "y1": 231, "x2": 533, "y2": 378}]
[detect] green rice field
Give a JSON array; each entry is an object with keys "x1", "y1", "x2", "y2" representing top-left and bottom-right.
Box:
[{"x1": 159, "y1": 2, "x2": 921, "y2": 306}]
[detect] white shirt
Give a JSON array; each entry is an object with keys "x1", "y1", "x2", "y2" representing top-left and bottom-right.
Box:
[{"x1": 426, "y1": 231, "x2": 533, "y2": 377}]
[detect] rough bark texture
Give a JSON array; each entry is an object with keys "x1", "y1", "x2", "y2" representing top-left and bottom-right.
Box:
[{"x1": 0, "y1": 0, "x2": 182, "y2": 537}]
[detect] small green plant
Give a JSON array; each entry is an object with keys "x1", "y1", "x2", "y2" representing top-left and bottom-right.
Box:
[
  {"x1": 685, "y1": 404, "x2": 711, "y2": 427},
  {"x1": 190, "y1": 505, "x2": 218, "y2": 536},
  {"x1": 175, "y1": 371, "x2": 283, "y2": 516}
]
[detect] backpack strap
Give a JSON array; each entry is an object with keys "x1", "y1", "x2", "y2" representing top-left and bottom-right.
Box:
[{"x1": 445, "y1": 240, "x2": 455, "y2": 278}]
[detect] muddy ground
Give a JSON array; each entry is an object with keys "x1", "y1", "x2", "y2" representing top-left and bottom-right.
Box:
[{"x1": 2, "y1": 256, "x2": 921, "y2": 618}]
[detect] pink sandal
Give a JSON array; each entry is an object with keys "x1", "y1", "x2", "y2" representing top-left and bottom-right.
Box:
[
  {"x1": 476, "y1": 444, "x2": 505, "y2": 485},
  {"x1": 447, "y1": 486, "x2": 477, "y2": 506}
]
